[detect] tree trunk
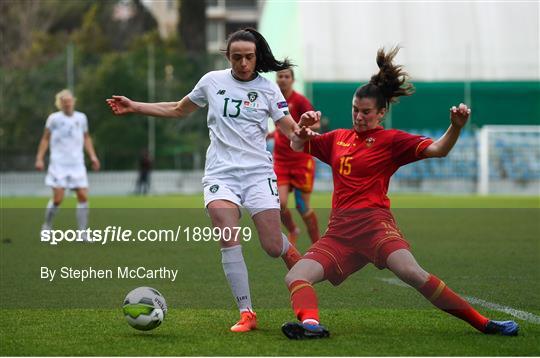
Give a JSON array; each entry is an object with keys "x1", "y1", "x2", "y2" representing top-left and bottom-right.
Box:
[{"x1": 178, "y1": 0, "x2": 206, "y2": 56}]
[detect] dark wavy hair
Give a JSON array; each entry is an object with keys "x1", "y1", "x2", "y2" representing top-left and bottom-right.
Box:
[
  {"x1": 355, "y1": 46, "x2": 415, "y2": 110},
  {"x1": 225, "y1": 28, "x2": 293, "y2": 73}
]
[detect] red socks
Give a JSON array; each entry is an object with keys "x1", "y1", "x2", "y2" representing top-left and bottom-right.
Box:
[
  {"x1": 288, "y1": 280, "x2": 319, "y2": 324},
  {"x1": 418, "y1": 274, "x2": 489, "y2": 332},
  {"x1": 302, "y1": 210, "x2": 320, "y2": 244},
  {"x1": 281, "y1": 208, "x2": 299, "y2": 243},
  {"x1": 281, "y1": 208, "x2": 320, "y2": 245},
  {"x1": 288, "y1": 275, "x2": 489, "y2": 331}
]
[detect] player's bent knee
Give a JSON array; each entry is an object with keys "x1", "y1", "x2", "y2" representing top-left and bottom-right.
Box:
[
  {"x1": 284, "y1": 271, "x2": 295, "y2": 287},
  {"x1": 52, "y1": 196, "x2": 63, "y2": 205},
  {"x1": 53, "y1": 193, "x2": 64, "y2": 205},
  {"x1": 258, "y1": 233, "x2": 282, "y2": 258},
  {"x1": 285, "y1": 269, "x2": 303, "y2": 287},
  {"x1": 285, "y1": 268, "x2": 312, "y2": 287},
  {"x1": 262, "y1": 241, "x2": 282, "y2": 258}
]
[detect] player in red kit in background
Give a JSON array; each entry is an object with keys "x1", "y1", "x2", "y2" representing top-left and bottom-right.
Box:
[
  {"x1": 281, "y1": 47, "x2": 519, "y2": 339},
  {"x1": 273, "y1": 68, "x2": 321, "y2": 246}
]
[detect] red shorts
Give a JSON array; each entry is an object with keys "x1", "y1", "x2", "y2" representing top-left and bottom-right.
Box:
[
  {"x1": 274, "y1": 158, "x2": 315, "y2": 193},
  {"x1": 304, "y1": 208, "x2": 410, "y2": 286}
]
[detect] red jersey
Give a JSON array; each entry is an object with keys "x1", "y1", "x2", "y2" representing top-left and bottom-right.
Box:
[
  {"x1": 274, "y1": 91, "x2": 314, "y2": 165},
  {"x1": 305, "y1": 126, "x2": 433, "y2": 209}
]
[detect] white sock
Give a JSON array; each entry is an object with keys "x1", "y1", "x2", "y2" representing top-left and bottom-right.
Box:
[
  {"x1": 76, "y1": 201, "x2": 89, "y2": 231},
  {"x1": 44, "y1": 199, "x2": 59, "y2": 228},
  {"x1": 303, "y1": 319, "x2": 319, "y2": 325},
  {"x1": 280, "y1": 232, "x2": 291, "y2": 256},
  {"x1": 221, "y1": 245, "x2": 252, "y2": 312}
]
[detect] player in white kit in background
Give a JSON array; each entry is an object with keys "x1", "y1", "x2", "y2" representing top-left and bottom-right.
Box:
[
  {"x1": 35, "y1": 89, "x2": 100, "y2": 240},
  {"x1": 106, "y1": 28, "x2": 319, "y2": 332}
]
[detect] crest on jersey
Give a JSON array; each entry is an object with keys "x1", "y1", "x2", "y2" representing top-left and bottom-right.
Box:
[
  {"x1": 247, "y1": 92, "x2": 258, "y2": 102},
  {"x1": 365, "y1": 137, "x2": 375, "y2": 147},
  {"x1": 209, "y1": 184, "x2": 219, "y2": 193}
]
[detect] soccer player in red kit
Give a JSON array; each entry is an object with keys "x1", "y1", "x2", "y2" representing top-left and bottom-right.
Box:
[
  {"x1": 281, "y1": 47, "x2": 519, "y2": 339},
  {"x1": 274, "y1": 68, "x2": 320, "y2": 245}
]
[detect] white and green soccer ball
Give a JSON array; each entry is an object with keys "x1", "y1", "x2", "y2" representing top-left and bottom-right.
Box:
[{"x1": 123, "y1": 287, "x2": 167, "y2": 331}]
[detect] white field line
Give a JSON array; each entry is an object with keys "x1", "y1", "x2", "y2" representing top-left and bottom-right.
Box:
[{"x1": 378, "y1": 277, "x2": 540, "y2": 324}]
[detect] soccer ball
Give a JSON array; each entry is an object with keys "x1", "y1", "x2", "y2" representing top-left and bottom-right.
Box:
[{"x1": 123, "y1": 287, "x2": 167, "y2": 331}]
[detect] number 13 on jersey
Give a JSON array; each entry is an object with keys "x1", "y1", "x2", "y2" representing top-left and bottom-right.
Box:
[{"x1": 223, "y1": 98, "x2": 242, "y2": 118}]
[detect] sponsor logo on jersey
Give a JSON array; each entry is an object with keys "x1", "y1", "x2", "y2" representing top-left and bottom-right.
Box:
[
  {"x1": 365, "y1": 137, "x2": 376, "y2": 147},
  {"x1": 247, "y1": 91, "x2": 258, "y2": 102},
  {"x1": 277, "y1": 101, "x2": 288, "y2": 109},
  {"x1": 209, "y1": 184, "x2": 219, "y2": 193},
  {"x1": 337, "y1": 141, "x2": 351, "y2": 147},
  {"x1": 243, "y1": 100, "x2": 259, "y2": 108},
  {"x1": 216, "y1": 89, "x2": 226, "y2": 95},
  {"x1": 243, "y1": 100, "x2": 259, "y2": 112}
]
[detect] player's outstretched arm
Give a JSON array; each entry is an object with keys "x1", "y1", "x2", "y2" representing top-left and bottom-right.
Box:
[
  {"x1": 83, "y1": 133, "x2": 100, "y2": 171},
  {"x1": 423, "y1": 103, "x2": 470, "y2": 158},
  {"x1": 35, "y1": 129, "x2": 51, "y2": 171},
  {"x1": 106, "y1": 95, "x2": 199, "y2": 118}
]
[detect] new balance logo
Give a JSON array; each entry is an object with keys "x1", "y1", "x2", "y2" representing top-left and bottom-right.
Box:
[{"x1": 216, "y1": 89, "x2": 226, "y2": 95}]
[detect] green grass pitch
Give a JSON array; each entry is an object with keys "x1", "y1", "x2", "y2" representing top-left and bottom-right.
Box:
[{"x1": 1, "y1": 193, "x2": 539, "y2": 356}]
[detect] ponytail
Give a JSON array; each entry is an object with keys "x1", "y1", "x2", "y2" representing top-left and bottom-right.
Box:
[
  {"x1": 355, "y1": 46, "x2": 414, "y2": 110},
  {"x1": 226, "y1": 27, "x2": 293, "y2": 73}
]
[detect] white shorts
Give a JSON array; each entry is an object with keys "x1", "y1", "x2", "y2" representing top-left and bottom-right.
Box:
[
  {"x1": 45, "y1": 163, "x2": 88, "y2": 189},
  {"x1": 203, "y1": 172, "x2": 280, "y2": 217}
]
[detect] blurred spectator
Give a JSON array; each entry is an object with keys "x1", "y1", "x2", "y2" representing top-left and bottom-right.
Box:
[{"x1": 135, "y1": 148, "x2": 152, "y2": 195}]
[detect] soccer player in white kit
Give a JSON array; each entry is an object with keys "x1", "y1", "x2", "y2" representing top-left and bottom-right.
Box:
[
  {"x1": 35, "y1": 89, "x2": 100, "y2": 239},
  {"x1": 106, "y1": 28, "x2": 318, "y2": 332}
]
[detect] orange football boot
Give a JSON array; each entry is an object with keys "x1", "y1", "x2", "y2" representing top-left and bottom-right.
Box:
[{"x1": 230, "y1": 310, "x2": 257, "y2": 332}]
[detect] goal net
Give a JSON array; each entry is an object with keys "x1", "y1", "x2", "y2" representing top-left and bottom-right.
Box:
[{"x1": 478, "y1": 125, "x2": 540, "y2": 195}]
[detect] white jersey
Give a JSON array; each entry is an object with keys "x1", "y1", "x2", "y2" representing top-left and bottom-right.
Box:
[
  {"x1": 45, "y1": 111, "x2": 88, "y2": 166},
  {"x1": 188, "y1": 69, "x2": 289, "y2": 178}
]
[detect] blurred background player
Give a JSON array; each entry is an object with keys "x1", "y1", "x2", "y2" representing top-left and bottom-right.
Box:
[
  {"x1": 273, "y1": 69, "x2": 320, "y2": 246},
  {"x1": 35, "y1": 89, "x2": 100, "y2": 240},
  {"x1": 135, "y1": 148, "x2": 152, "y2": 195},
  {"x1": 281, "y1": 47, "x2": 519, "y2": 339},
  {"x1": 106, "y1": 28, "x2": 317, "y2": 333}
]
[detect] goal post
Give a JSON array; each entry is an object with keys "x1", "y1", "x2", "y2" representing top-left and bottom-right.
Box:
[{"x1": 477, "y1": 125, "x2": 540, "y2": 195}]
